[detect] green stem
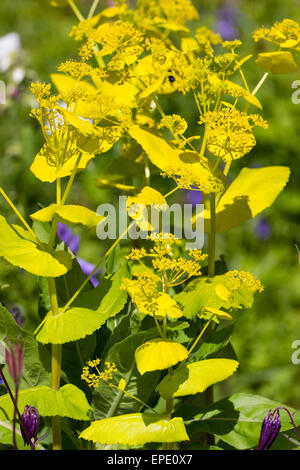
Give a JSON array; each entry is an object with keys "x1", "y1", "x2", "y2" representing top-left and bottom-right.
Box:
[
  {"x1": 0, "y1": 186, "x2": 37, "y2": 240},
  {"x1": 12, "y1": 383, "x2": 19, "y2": 450},
  {"x1": 47, "y1": 277, "x2": 62, "y2": 450},
  {"x1": 188, "y1": 316, "x2": 214, "y2": 355},
  {"x1": 164, "y1": 186, "x2": 178, "y2": 199},
  {"x1": 61, "y1": 153, "x2": 82, "y2": 205},
  {"x1": 67, "y1": 0, "x2": 84, "y2": 21},
  {"x1": 251, "y1": 72, "x2": 269, "y2": 97},
  {"x1": 88, "y1": 0, "x2": 100, "y2": 18},
  {"x1": 208, "y1": 194, "x2": 216, "y2": 278},
  {"x1": 206, "y1": 195, "x2": 216, "y2": 445}
]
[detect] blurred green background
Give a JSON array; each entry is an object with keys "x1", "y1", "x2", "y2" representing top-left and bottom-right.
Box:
[{"x1": 0, "y1": 0, "x2": 300, "y2": 409}]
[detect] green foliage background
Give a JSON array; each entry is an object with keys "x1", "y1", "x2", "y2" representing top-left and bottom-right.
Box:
[{"x1": 0, "y1": 0, "x2": 300, "y2": 413}]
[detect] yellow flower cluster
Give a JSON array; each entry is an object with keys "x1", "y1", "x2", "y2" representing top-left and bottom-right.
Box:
[
  {"x1": 81, "y1": 359, "x2": 118, "y2": 388},
  {"x1": 125, "y1": 234, "x2": 207, "y2": 288},
  {"x1": 158, "y1": 114, "x2": 188, "y2": 135},
  {"x1": 201, "y1": 108, "x2": 268, "y2": 163},
  {"x1": 225, "y1": 270, "x2": 264, "y2": 293},
  {"x1": 253, "y1": 19, "x2": 300, "y2": 51}
]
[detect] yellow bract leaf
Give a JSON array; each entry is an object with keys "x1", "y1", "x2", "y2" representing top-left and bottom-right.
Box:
[
  {"x1": 234, "y1": 54, "x2": 253, "y2": 70},
  {"x1": 136, "y1": 292, "x2": 183, "y2": 319},
  {"x1": 128, "y1": 125, "x2": 224, "y2": 194},
  {"x1": 224, "y1": 80, "x2": 262, "y2": 110},
  {"x1": 127, "y1": 186, "x2": 167, "y2": 231},
  {"x1": 58, "y1": 107, "x2": 95, "y2": 135},
  {"x1": 135, "y1": 339, "x2": 188, "y2": 375},
  {"x1": 51, "y1": 73, "x2": 97, "y2": 116},
  {"x1": 196, "y1": 166, "x2": 290, "y2": 233},
  {"x1": 30, "y1": 144, "x2": 94, "y2": 183},
  {"x1": 204, "y1": 306, "x2": 233, "y2": 320},
  {"x1": 51, "y1": 73, "x2": 97, "y2": 95},
  {"x1": 139, "y1": 77, "x2": 165, "y2": 99},
  {"x1": 100, "y1": 81, "x2": 138, "y2": 108},
  {"x1": 31, "y1": 204, "x2": 105, "y2": 228},
  {"x1": 79, "y1": 413, "x2": 189, "y2": 445},
  {"x1": 0, "y1": 216, "x2": 72, "y2": 277},
  {"x1": 157, "y1": 359, "x2": 239, "y2": 399},
  {"x1": 256, "y1": 51, "x2": 298, "y2": 74},
  {"x1": 215, "y1": 283, "x2": 233, "y2": 302}
]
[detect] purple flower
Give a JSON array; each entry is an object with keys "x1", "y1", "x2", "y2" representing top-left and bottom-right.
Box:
[
  {"x1": 217, "y1": 6, "x2": 238, "y2": 40},
  {"x1": 258, "y1": 409, "x2": 281, "y2": 450},
  {"x1": 77, "y1": 257, "x2": 100, "y2": 287},
  {"x1": 57, "y1": 222, "x2": 80, "y2": 255},
  {"x1": 20, "y1": 405, "x2": 39, "y2": 446},
  {"x1": 10, "y1": 307, "x2": 24, "y2": 327},
  {"x1": 57, "y1": 223, "x2": 99, "y2": 287},
  {"x1": 255, "y1": 219, "x2": 272, "y2": 240},
  {"x1": 185, "y1": 189, "x2": 203, "y2": 207}
]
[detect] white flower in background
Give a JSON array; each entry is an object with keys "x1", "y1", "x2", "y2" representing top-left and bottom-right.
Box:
[
  {"x1": 12, "y1": 67, "x2": 25, "y2": 84},
  {"x1": 0, "y1": 32, "x2": 21, "y2": 72}
]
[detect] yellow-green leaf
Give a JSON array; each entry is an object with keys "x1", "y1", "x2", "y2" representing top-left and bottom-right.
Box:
[
  {"x1": 135, "y1": 339, "x2": 188, "y2": 375},
  {"x1": 0, "y1": 216, "x2": 72, "y2": 277},
  {"x1": 0, "y1": 385, "x2": 92, "y2": 420},
  {"x1": 35, "y1": 307, "x2": 109, "y2": 344},
  {"x1": 197, "y1": 166, "x2": 290, "y2": 233},
  {"x1": 157, "y1": 359, "x2": 239, "y2": 399},
  {"x1": 79, "y1": 413, "x2": 189, "y2": 445},
  {"x1": 256, "y1": 51, "x2": 298, "y2": 74},
  {"x1": 31, "y1": 204, "x2": 105, "y2": 228}
]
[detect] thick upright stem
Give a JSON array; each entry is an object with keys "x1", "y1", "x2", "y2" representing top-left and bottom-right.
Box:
[
  {"x1": 51, "y1": 343, "x2": 62, "y2": 450},
  {"x1": 205, "y1": 194, "x2": 216, "y2": 444},
  {"x1": 47, "y1": 277, "x2": 62, "y2": 450},
  {"x1": 208, "y1": 194, "x2": 216, "y2": 278}
]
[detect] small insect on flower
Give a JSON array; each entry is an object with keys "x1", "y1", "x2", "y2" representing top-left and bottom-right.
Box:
[{"x1": 168, "y1": 70, "x2": 176, "y2": 83}]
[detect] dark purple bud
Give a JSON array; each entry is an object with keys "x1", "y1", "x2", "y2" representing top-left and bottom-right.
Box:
[
  {"x1": 258, "y1": 409, "x2": 281, "y2": 450},
  {"x1": 20, "y1": 405, "x2": 39, "y2": 446},
  {"x1": 5, "y1": 337, "x2": 24, "y2": 386}
]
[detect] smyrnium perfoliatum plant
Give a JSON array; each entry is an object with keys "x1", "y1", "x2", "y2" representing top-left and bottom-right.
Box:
[{"x1": 0, "y1": 0, "x2": 299, "y2": 450}]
